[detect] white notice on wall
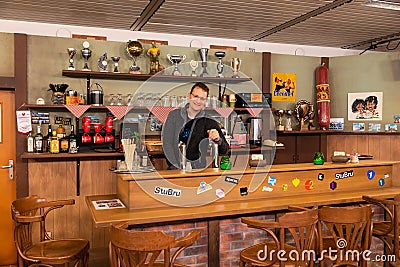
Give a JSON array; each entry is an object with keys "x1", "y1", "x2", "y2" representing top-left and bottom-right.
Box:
[
  {"x1": 92, "y1": 199, "x2": 126, "y2": 210},
  {"x1": 16, "y1": 110, "x2": 32, "y2": 134}
]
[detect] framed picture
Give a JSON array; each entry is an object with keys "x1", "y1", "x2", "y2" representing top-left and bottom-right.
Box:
[
  {"x1": 329, "y1": 118, "x2": 344, "y2": 130},
  {"x1": 353, "y1": 122, "x2": 365, "y2": 132},
  {"x1": 368, "y1": 123, "x2": 381, "y2": 132},
  {"x1": 272, "y1": 72, "x2": 296, "y2": 102},
  {"x1": 348, "y1": 92, "x2": 383, "y2": 121}
]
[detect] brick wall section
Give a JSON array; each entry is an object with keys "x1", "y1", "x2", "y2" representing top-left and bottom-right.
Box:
[
  {"x1": 220, "y1": 214, "x2": 276, "y2": 267},
  {"x1": 136, "y1": 205, "x2": 386, "y2": 267},
  {"x1": 143, "y1": 221, "x2": 208, "y2": 267}
]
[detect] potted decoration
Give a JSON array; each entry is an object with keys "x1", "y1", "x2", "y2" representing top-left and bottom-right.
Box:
[
  {"x1": 220, "y1": 155, "x2": 232, "y2": 170},
  {"x1": 313, "y1": 152, "x2": 325, "y2": 165}
]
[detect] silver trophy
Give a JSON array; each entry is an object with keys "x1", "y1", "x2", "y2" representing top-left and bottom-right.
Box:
[
  {"x1": 198, "y1": 48, "x2": 209, "y2": 77},
  {"x1": 112, "y1": 56, "x2": 120, "y2": 73},
  {"x1": 81, "y1": 41, "x2": 92, "y2": 71},
  {"x1": 231, "y1": 57, "x2": 241, "y2": 78},
  {"x1": 67, "y1": 48, "x2": 76, "y2": 70},
  {"x1": 190, "y1": 60, "x2": 198, "y2": 77},
  {"x1": 97, "y1": 53, "x2": 108, "y2": 72},
  {"x1": 126, "y1": 40, "x2": 143, "y2": 74},
  {"x1": 275, "y1": 109, "x2": 285, "y2": 131},
  {"x1": 167, "y1": 54, "x2": 186, "y2": 76},
  {"x1": 215, "y1": 51, "x2": 225, "y2": 77},
  {"x1": 285, "y1": 110, "x2": 293, "y2": 131}
]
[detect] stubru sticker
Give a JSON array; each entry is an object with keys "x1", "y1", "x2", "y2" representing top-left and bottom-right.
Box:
[
  {"x1": 318, "y1": 173, "x2": 324, "y2": 181},
  {"x1": 335, "y1": 170, "x2": 354, "y2": 180},
  {"x1": 154, "y1": 186, "x2": 181, "y2": 197}
]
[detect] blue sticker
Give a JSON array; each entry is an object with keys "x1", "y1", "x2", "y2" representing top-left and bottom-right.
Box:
[
  {"x1": 268, "y1": 176, "x2": 277, "y2": 186},
  {"x1": 378, "y1": 178, "x2": 385, "y2": 187},
  {"x1": 330, "y1": 181, "x2": 337, "y2": 190},
  {"x1": 367, "y1": 170, "x2": 375, "y2": 180}
]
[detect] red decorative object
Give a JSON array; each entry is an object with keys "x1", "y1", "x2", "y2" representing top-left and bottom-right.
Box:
[{"x1": 316, "y1": 63, "x2": 330, "y2": 130}]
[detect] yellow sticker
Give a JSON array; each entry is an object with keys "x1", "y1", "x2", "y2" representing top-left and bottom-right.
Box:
[{"x1": 292, "y1": 178, "x2": 300, "y2": 187}]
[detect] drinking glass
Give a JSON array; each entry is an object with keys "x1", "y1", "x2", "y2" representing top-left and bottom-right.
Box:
[
  {"x1": 162, "y1": 95, "x2": 170, "y2": 107},
  {"x1": 116, "y1": 94, "x2": 123, "y2": 106},
  {"x1": 108, "y1": 94, "x2": 116, "y2": 105},
  {"x1": 125, "y1": 94, "x2": 133, "y2": 105}
]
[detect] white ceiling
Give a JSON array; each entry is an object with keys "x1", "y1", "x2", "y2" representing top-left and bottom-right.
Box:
[{"x1": 1, "y1": 0, "x2": 400, "y2": 53}]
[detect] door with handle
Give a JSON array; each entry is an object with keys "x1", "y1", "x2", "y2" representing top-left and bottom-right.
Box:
[{"x1": 0, "y1": 90, "x2": 17, "y2": 264}]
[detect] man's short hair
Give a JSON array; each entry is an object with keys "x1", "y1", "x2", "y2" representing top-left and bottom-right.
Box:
[{"x1": 190, "y1": 82, "x2": 210, "y2": 96}]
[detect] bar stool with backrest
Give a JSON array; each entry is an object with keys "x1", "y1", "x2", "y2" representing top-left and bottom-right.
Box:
[
  {"x1": 11, "y1": 195, "x2": 90, "y2": 267},
  {"x1": 239, "y1": 208, "x2": 318, "y2": 267},
  {"x1": 317, "y1": 205, "x2": 373, "y2": 267},
  {"x1": 109, "y1": 222, "x2": 201, "y2": 267},
  {"x1": 362, "y1": 195, "x2": 400, "y2": 266}
]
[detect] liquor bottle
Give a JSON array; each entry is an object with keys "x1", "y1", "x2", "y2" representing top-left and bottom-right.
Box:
[
  {"x1": 59, "y1": 130, "x2": 69, "y2": 153},
  {"x1": 68, "y1": 125, "x2": 78, "y2": 154},
  {"x1": 34, "y1": 124, "x2": 43, "y2": 153},
  {"x1": 26, "y1": 131, "x2": 34, "y2": 153},
  {"x1": 43, "y1": 125, "x2": 52, "y2": 152},
  {"x1": 56, "y1": 124, "x2": 65, "y2": 139},
  {"x1": 50, "y1": 130, "x2": 59, "y2": 154}
]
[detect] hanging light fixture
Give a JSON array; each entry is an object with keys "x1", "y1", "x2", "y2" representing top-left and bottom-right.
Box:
[{"x1": 362, "y1": 0, "x2": 400, "y2": 11}]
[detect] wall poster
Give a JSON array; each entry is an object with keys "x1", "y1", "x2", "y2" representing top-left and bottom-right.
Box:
[
  {"x1": 0, "y1": 102, "x2": 2, "y2": 143},
  {"x1": 271, "y1": 72, "x2": 296, "y2": 102},
  {"x1": 348, "y1": 92, "x2": 383, "y2": 121}
]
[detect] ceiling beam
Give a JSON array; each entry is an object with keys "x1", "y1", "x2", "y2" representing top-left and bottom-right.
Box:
[
  {"x1": 249, "y1": 0, "x2": 353, "y2": 41},
  {"x1": 341, "y1": 31, "x2": 400, "y2": 49},
  {"x1": 130, "y1": 0, "x2": 165, "y2": 31}
]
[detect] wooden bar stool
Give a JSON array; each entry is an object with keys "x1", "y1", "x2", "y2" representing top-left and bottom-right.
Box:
[
  {"x1": 109, "y1": 222, "x2": 200, "y2": 267},
  {"x1": 363, "y1": 195, "x2": 400, "y2": 266},
  {"x1": 11, "y1": 195, "x2": 90, "y2": 267},
  {"x1": 317, "y1": 205, "x2": 373, "y2": 267},
  {"x1": 239, "y1": 208, "x2": 318, "y2": 267}
]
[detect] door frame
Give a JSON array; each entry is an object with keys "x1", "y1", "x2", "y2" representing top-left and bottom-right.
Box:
[{"x1": 0, "y1": 33, "x2": 28, "y2": 198}]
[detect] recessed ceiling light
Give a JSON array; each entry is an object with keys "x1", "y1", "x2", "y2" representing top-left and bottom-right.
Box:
[{"x1": 362, "y1": 0, "x2": 400, "y2": 11}]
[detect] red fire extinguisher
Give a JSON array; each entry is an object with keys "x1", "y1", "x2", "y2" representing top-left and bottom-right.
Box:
[{"x1": 316, "y1": 63, "x2": 330, "y2": 130}]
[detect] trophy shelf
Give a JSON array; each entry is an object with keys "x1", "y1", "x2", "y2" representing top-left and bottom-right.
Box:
[{"x1": 62, "y1": 70, "x2": 252, "y2": 83}]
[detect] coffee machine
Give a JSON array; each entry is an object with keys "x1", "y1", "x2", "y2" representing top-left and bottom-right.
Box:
[{"x1": 247, "y1": 117, "x2": 262, "y2": 147}]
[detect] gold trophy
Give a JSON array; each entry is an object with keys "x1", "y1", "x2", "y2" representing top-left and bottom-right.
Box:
[
  {"x1": 294, "y1": 100, "x2": 313, "y2": 131},
  {"x1": 67, "y1": 48, "x2": 76, "y2": 70},
  {"x1": 231, "y1": 57, "x2": 241, "y2": 78},
  {"x1": 126, "y1": 40, "x2": 143, "y2": 74}
]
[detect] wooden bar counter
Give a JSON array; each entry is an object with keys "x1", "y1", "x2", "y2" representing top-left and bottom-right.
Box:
[{"x1": 86, "y1": 160, "x2": 400, "y2": 227}]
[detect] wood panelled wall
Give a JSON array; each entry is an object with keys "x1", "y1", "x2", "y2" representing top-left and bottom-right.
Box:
[
  {"x1": 327, "y1": 134, "x2": 400, "y2": 185},
  {"x1": 28, "y1": 158, "x2": 118, "y2": 248},
  {"x1": 26, "y1": 134, "x2": 400, "y2": 248}
]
